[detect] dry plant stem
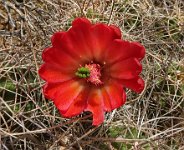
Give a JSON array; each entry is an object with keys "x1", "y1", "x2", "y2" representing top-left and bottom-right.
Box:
[
  {"x1": 68, "y1": 126, "x2": 99, "y2": 148},
  {"x1": 107, "y1": 0, "x2": 115, "y2": 25},
  {"x1": 1, "y1": 114, "x2": 92, "y2": 137}
]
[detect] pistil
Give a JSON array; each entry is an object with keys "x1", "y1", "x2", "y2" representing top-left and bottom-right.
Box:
[{"x1": 76, "y1": 63, "x2": 103, "y2": 85}]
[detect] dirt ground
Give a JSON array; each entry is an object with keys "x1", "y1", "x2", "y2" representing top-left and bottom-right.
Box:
[{"x1": 0, "y1": 0, "x2": 184, "y2": 149}]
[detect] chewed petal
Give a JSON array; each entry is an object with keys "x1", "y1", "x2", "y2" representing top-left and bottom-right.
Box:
[
  {"x1": 104, "y1": 39, "x2": 145, "y2": 64},
  {"x1": 102, "y1": 80, "x2": 126, "y2": 111},
  {"x1": 110, "y1": 58, "x2": 142, "y2": 80},
  {"x1": 61, "y1": 88, "x2": 90, "y2": 117},
  {"x1": 117, "y1": 77, "x2": 145, "y2": 93},
  {"x1": 86, "y1": 89, "x2": 104, "y2": 126},
  {"x1": 44, "y1": 80, "x2": 84, "y2": 111}
]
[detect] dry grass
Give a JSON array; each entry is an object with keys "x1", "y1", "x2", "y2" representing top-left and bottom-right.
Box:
[{"x1": 0, "y1": 0, "x2": 184, "y2": 149}]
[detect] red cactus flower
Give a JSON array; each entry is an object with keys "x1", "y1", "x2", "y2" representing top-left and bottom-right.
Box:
[{"x1": 39, "y1": 18, "x2": 145, "y2": 125}]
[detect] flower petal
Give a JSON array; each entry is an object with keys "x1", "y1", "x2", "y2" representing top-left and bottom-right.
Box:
[
  {"x1": 50, "y1": 18, "x2": 93, "y2": 62},
  {"x1": 72, "y1": 17, "x2": 92, "y2": 27},
  {"x1": 39, "y1": 47, "x2": 78, "y2": 82},
  {"x1": 66, "y1": 27, "x2": 93, "y2": 61},
  {"x1": 86, "y1": 80, "x2": 126, "y2": 125},
  {"x1": 90, "y1": 24, "x2": 120, "y2": 61},
  {"x1": 41, "y1": 46, "x2": 78, "y2": 69},
  {"x1": 51, "y1": 17, "x2": 91, "y2": 50},
  {"x1": 51, "y1": 32, "x2": 66, "y2": 48},
  {"x1": 117, "y1": 77, "x2": 145, "y2": 93},
  {"x1": 110, "y1": 58, "x2": 142, "y2": 80},
  {"x1": 43, "y1": 80, "x2": 84, "y2": 112},
  {"x1": 102, "y1": 80, "x2": 126, "y2": 111},
  {"x1": 104, "y1": 39, "x2": 145, "y2": 64},
  {"x1": 86, "y1": 89, "x2": 104, "y2": 126},
  {"x1": 109, "y1": 25, "x2": 122, "y2": 39},
  {"x1": 39, "y1": 63, "x2": 74, "y2": 82},
  {"x1": 61, "y1": 88, "x2": 90, "y2": 117}
]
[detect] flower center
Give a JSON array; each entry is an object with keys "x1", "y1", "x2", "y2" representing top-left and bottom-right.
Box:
[{"x1": 76, "y1": 63, "x2": 103, "y2": 86}]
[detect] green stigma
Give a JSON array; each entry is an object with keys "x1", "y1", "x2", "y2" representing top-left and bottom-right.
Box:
[{"x1": 75, "y1": 67, "x2": 90, "y2": 78}]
